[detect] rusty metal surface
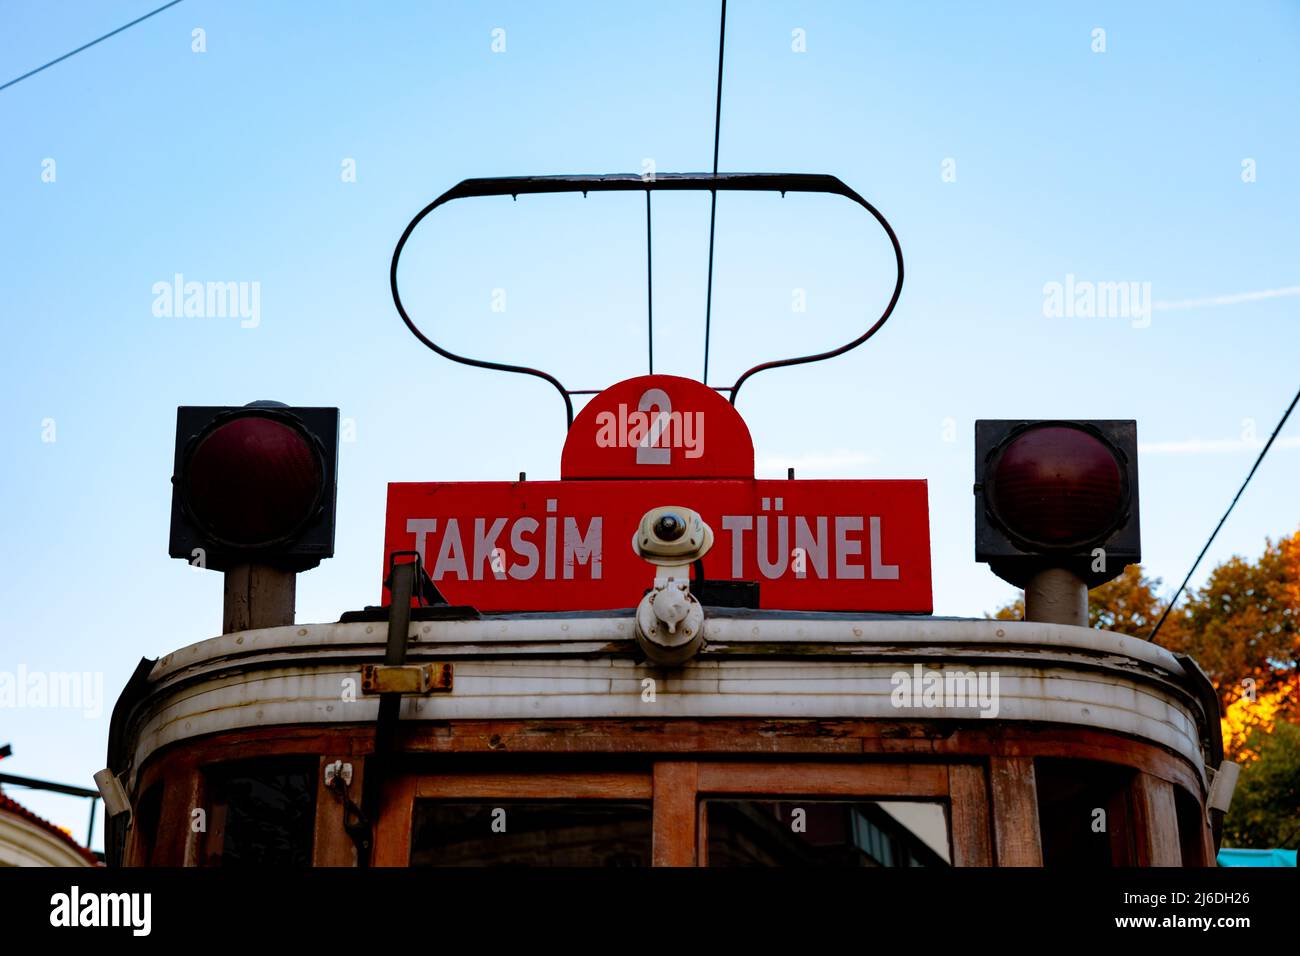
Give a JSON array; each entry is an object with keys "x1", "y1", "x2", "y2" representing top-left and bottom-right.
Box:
[{"x1": 360, "y1": 663, "x2": 453, "y2": 695}]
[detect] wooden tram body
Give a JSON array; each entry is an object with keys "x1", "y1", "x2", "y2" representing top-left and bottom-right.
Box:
[
  {"x1": 113, "y1": 173, "x2": 1225, "y2": 868},
  {"x1": 109, "y1": 612, "x2": 1222, "y2": 867}
]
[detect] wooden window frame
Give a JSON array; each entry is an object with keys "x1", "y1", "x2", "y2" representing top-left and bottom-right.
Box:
[
  {"x1": 123, "y1": 723, "x2": 1207, "y2": 868},
  {"x1": 375, "y1": 759, "x2": 994, "y2": 868},
  {"x1": 372, "y1": 770, "x2": 653, "y2": 866},
  {"x1": 689, "y1": 761, "x2": 954, "y2": 867}
]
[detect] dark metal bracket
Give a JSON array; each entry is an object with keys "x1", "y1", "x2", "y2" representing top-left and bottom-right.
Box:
[
  {"x1": 383, "y1": 549, "x2": 445, "y2": 607},
  {"x1": 357, "y1": 550, "x2": 434, "y2": 866},
  {"x1": 390, "y1": 173, "x2": 904, "y2": 428}
]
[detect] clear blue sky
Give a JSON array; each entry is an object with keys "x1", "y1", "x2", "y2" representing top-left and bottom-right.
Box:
[{"x1": 1, "y1": 0, "x2": 1297, "y2": 852}]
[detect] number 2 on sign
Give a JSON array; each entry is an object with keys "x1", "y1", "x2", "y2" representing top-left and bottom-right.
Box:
[{"x1": 636, "y1": 388, "x2": 672, "y2": 465}]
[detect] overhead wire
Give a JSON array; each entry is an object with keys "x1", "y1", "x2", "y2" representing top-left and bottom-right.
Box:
[
  {"x1": 701, "y1": 0, "x2": 727, "y2": 383},
  {"x1": 1148, "y1": 381, "x2": 1300, "y2": 643},
  {"x1": 646, "y1": 191, "x2": 654, "y2": 373},
  {"x1": 0, "y1": 0, "x2": 187, "y2": 93}
]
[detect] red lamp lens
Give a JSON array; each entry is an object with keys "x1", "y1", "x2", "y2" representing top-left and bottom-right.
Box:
[
  {"x1": 185, "y1": 415, "x2": 322, "y2": 547},
  {"x1": 989, "y1": 426, "x2": 1125, "y2": 547}
]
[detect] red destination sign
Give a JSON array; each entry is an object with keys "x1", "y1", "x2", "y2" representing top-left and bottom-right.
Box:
[
  {"x1": 561, "y1": 374, "x2": 754, "y2": 479},
  {"x1": 383, "y1": 375, "x2": 932, "y2": 612}
]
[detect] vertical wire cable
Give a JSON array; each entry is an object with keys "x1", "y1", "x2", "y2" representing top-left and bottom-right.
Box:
[
  {"x1": 646, "y1": 190, "x2": 654, "y2": 373},
  {"x1": 702, "y1": 0, "x2": 727, "y2": 383}
]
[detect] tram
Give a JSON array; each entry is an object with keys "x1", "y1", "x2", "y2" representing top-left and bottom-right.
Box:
[{"x1": 101, "y1": 173, "x2": 1228, "y2": 868}]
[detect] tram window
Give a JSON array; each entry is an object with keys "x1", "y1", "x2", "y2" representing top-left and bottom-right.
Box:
[
  {"x1": 1034, "y1": 758, "x2": 1136, "y2": 866},
  {"x1": 201, "y1": 758, "x2": 317, "y2": 867},
  {"x1": 410, "y1": 801, "x2": 652, "y2": 866},
  {"x1": 1173, "y1": 785, "x2": 1208, "y2": 867},
  {"x1": 704, "y1": 800, "x2": 951, "y2": 867},
  {"x1": 133, "y1": 782, "x2": 164, "y2": 866}
]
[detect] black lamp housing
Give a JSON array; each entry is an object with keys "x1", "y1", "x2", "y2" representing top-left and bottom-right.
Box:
[
  {"x1": 974, "y1": 419, "x2": 1140, "y2": 589},
  {"x1": 168, "y1": 404, "x2": 339, "y2": 573}
]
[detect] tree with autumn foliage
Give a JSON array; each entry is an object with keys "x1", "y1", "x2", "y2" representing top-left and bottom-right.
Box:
[
  {"x1": 1222, "y1": 719, "x2": 1300, "y2": 849},
  {"x1": 1160, "y1": 532, "x2": 1299, "y2": 849},
  {"x1": 1160, "y1": 531, "x2": 1300, "y2": 731},
  {"x1": 989, "y1": 529, "x2": 1300, "y2": 850}
]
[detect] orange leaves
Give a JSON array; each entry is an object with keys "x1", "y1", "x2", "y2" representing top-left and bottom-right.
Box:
[{"x1": 1222, "y1": 682, "x2": 1297, "y2": 763}]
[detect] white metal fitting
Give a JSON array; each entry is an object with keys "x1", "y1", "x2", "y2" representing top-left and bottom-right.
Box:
[
  {"x1": 1206, "y1": 760, "x2": 1240, "y2": 822},
  {"x1": 93, "y1": 768, "x2": 132, "y2": 821},
  {"x1": 324, "y1": 760, "x2": 353, "y2": 789},
  {"x1": 635, "y1": 573, "x2": 705, "y2": 665}
]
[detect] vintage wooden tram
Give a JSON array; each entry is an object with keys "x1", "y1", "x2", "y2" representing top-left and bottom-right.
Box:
[{"x1": 102, "y1": 173, "x2": 1229, "y2": 868}]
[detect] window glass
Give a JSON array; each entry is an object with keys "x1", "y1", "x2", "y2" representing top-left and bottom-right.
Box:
[
  {"x1": 1034, "y1": 758, "x2": 1136, "y2": 866},
  {"x1": 410, "y1": 800, "x2": 652, "y2": 866},
  {"x1": 202, "y1": 758, "x2": 317, "y2": 867},
  {"x1": 704, "y1": 799, "x2": 950, "y2": 867},
  {"x1": 133, "y1": 782, "x2": 164, "y2": 866},
  {"x1": 1173, "y1": 784, "x2": 1207, "y2": 867}
]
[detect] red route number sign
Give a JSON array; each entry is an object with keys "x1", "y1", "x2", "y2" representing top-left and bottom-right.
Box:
[{"x1": 383, "y1": 375, "x2": 932, "y2": 613}]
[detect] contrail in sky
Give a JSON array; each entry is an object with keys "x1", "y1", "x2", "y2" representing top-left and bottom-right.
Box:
[{"x1": 1152, "y1": 285, "x2": 1300, "y2": 311}]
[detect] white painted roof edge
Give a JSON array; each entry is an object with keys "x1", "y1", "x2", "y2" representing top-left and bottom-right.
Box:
[{"x1": 150, "y1": 616, "x2": 1186, "y2": 684}]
